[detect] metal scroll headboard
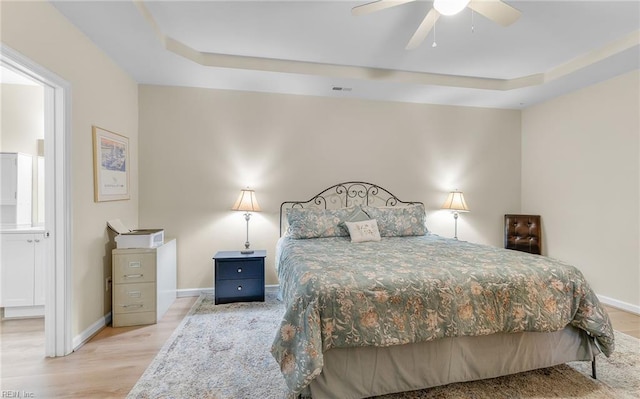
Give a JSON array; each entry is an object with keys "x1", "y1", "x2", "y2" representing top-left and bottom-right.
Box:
[{"x1": 279, "y1": 181, "x2": 422, "y2": 236}]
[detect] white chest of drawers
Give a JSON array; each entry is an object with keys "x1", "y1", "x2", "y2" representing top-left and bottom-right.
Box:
[{"x1": 112, "y1": 239, "x2": 176, "y2": 327}]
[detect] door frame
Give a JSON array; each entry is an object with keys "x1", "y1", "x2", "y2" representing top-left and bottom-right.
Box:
[{"x1": 1, "y1": 44, "x2": 73, "y2": 356}]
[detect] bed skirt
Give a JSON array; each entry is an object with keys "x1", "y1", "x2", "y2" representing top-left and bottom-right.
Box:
[{"x1": 309, "y1": 326, "x2": 598, "y2": 399}]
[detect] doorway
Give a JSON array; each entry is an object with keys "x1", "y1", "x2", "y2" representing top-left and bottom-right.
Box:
[{"x1": 1, "y1": 44, "x2": 72, "y2": 356}]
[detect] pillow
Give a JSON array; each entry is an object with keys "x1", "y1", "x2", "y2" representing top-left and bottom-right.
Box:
[
  {"x1": 339, "y1": 205, "x2": 371, "y2": 227},
  {"x1": 286, "y1": 207, "x2": 356, "y2": 239},
  {"x1": 344, "y1": 220, "x2": 381, "y2": 243},
  {"x1": 361, "y1": 204, "x2": 427, "y2": 237}
]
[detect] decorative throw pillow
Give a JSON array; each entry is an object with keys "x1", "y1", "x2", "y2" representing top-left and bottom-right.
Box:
[
  {"x1": 362, "y1": 204, "x2": 427, "y2": 237},
  {"x1": 344, "y1": 220, "x2": 381, "y2": 243},
  {"x1": 286, "y1": 207, "x2": 356, "y2": 239}
]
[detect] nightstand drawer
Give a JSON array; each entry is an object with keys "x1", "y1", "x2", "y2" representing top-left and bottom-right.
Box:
[
  {"x1": 216, "y1": 259, "x2": 263, "y2": 280},
  {"x1": 113, "y1": 253, "x2": 156, "y2": 284},
  {"x1": 113, "y1": 282, "x2": 156, "y2": 314},
  {"x1": 215, "y1": 278, "x2": 263, "y2": 303}
]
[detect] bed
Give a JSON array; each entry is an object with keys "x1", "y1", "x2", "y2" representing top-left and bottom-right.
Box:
[{"x1": 270, "y1": 181, "x2": 615, "y2": 399}]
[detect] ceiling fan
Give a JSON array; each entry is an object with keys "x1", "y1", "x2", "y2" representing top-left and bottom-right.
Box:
[{"x1": 352, "y1": 0, "x2": 521, "y2": 50}]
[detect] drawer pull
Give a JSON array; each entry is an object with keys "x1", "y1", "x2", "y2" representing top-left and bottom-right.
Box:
[
  {"x1": 237, "y1": 285, "x2": 242, "y2": 291},
  {"x1": 237, "y1": 268, "x2": 242, "y2": 273},
  {"x1": 124, "y1": 274, "x2": 144, "y2": 279},
  {"x1": 121, "y1": 304, "x2": 143, "y2": 309}
]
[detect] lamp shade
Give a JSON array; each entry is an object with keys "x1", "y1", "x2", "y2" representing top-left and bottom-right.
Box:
[
  {"x1": 231, "y1": 188, "x2": 261, "y2": 212},
  {"x1": 441, "y1": 191, "x2": 469, "y2": 212},
  {"x1": 434, "y1": 0, "x2": 471, "y2": 16}
]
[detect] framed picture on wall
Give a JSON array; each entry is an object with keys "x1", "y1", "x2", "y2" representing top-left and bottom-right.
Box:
[{"x1": 92, "y1": 126, "x2": 130, "y2": 202}]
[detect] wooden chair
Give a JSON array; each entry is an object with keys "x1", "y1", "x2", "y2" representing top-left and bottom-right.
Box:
[{"x1": 504, "y1": 214, "x2": 542, "y2": 255}]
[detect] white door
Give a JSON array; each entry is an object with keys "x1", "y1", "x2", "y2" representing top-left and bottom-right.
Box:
[{"x1": 2, "y1": 45, "x2": 73, "y2": 356}]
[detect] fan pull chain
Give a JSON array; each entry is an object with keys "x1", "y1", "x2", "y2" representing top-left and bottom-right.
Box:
[
  {"x1": 432, "y1": 19, "x2": 437, "y2": 47},
  {"x1": 471, "y1": 10, "x2": 475, "y2": 33}
]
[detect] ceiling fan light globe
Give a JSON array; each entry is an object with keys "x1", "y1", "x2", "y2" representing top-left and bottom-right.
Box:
[{"x1": 434, "y1": 0, "x2": 471, "y2": 16}]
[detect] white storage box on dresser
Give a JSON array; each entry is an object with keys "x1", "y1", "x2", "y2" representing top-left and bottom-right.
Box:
[
  {"x1": 111, "y1": 239, "x2": 177, "y2": 327},
  {"x1": 115, "y1": 229, "x2": 164, "y2": 249}
]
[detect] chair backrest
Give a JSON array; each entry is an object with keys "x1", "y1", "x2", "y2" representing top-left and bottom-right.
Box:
[{"x1": 504, "y1": 214, "x2": 542, "y2": 255}]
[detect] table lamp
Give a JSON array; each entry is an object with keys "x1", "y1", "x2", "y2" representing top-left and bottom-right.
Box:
[
  {"x1": 231, "y1": 188, "x2": 261, "y2": 254},
  {"x1": 441, "y1": 190, "x2": 469, "y2": 240}
]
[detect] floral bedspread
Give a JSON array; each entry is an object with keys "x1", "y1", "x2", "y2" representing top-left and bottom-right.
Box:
[{"x1": 270, "y1": 234, "x2": 615, "y2": 394}]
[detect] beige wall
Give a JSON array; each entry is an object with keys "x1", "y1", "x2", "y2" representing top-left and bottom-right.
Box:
[
  {"x1": 139, "y1": 85, "x2": 522, "y2": 289},
  {"x1": 1, "y1": 1, "x2": 139, "y2": 336},
  {"x1": 522, "y1": 70, "x2": 640, "y2": 309}
]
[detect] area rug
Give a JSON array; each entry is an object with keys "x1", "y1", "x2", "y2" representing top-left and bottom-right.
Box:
[{"x1": 127, "y1": 289, "x2": 640, "y2": 399}]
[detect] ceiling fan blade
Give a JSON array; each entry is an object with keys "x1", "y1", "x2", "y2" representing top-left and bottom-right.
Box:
[
  {"x1": 406, "y1": 8, "x2": 440, "y2": 50},
  {"x1": 352, "y1": 0, "x2": 417, "y2": 16},
  {"x1": 468, "y1": 0, "x2": 521, "y2": 26}
]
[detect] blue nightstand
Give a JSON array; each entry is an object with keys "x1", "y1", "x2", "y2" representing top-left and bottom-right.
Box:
[{"x1": 213, "y1": 250, "x2": 266, "y2": 305}]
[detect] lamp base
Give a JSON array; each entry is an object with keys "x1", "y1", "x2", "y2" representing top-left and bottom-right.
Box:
[
  {"x1": 241, "y1": 249, "x2": 254, "y2": 255},
  {"x1": 453, "y1": 211, "x2": 459, "y2": 240}
]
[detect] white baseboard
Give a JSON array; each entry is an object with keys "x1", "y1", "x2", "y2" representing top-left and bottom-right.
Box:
[
  {"x1": 597, "y1": 294, "x2": 640, "y2": 315},
  {"x1": 72, "y1": 311, "x2": 111, "y2": 351},
  {"x1": 177, "y1": 288, "x2": 213, "y2": 298}
]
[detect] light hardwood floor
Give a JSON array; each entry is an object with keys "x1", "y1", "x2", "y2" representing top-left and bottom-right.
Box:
[
  {"x1": 1, "y1": 301, "x2": 638, "y2": 398},
  {"x1": 1, "y1": 297, "x2": 196, "y2": 398}
]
